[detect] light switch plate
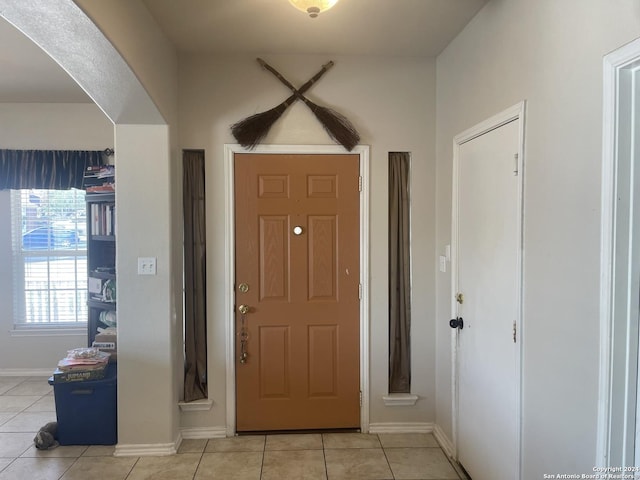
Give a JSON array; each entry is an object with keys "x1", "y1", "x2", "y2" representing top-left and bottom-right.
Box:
[
  {"x1": 138, "y1": 257, "x2": 157, "y2": 275},
  {"x1": 439, "y1": 255, "x2": 447, "y2": 273}
]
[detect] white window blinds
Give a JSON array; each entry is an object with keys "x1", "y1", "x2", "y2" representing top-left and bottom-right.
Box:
[{"x1": 11, "y1": 189, "x2": 87, "y2": 327}]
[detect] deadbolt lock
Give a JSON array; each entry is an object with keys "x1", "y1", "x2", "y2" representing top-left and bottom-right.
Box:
[
  {"x1": 238, "y1": 283, "x2": 250, "y2": 293},
  {"x1": 449, "y1": 317, "x2": 464, "y2": 330}
]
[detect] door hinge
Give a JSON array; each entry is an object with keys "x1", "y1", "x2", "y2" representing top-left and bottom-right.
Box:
[
  {"x1": 513, "y1": 153, "x2": 519, "y2": 176},
  {"x1": 513, "y1": 320, "x2": 517, "y2": 343},
  {"x1": 359, "y1": 391, "x2": 363, "y2": 406},
  {"x1": 358, "y1": 176, "x2": 362, "y2": 192}
]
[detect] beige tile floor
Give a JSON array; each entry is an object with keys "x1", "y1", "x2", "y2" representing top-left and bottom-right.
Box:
[{"x1": 0, "y1": 375, "x2": 462, "y2": 479}]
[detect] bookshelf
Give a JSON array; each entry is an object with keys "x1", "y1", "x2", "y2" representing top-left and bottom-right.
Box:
[{"x1": 84, "y1": 166, "x2": 116, "y2": 348}]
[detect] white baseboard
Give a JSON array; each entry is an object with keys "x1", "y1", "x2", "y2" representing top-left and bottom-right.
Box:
[
  {"x1": 0, "y1": 368, "x2": 53, "y2": 377},
  {"x1": 432, "y1": 423, "x2": 454, "y2": 458},
  {"x1": 368, "y1": 422, "x2": 434, "y2": 434},
  {"x1": 114, "y1": 441, "x2": 178, "y2": 457},
  {"x1": 180, "y1": 426, "x2": 227, "y2": 440},
  {"x1": 432, "y1": 424, "x2": 469, "y2": 479}
]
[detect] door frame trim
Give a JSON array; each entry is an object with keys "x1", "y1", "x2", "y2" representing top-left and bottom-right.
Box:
[
  {"x1": 223, "y1": 144, "x2": 371, "y2": 435},
  {"x1": 450, "y1": 101, "x2": 526, "y2": 478},
  {"x1": 597, "y1": 37, "x2": 640, "y2": 468}
]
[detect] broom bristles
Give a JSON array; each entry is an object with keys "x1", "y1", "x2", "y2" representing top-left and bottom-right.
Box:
[
  {"x1": 312, "y1": 105, "x2": 360, "y2": 151},
  {"x1": 233, "y1": 59, "x2": 359, "y2": 151},
  {"x1": 231, "y1": 102, "x2": 287, "y2": 149}
]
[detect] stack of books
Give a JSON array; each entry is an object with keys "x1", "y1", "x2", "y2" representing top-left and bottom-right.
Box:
[
  {"x1": 90, "y1": 203, "x2": 116, "y2": 236},
  {"x1": 84, "y1": 165, "x2": 115, "y2": 193},
  {"x1": 52, "y1": 348, "x2": 111, "y2": 383}
]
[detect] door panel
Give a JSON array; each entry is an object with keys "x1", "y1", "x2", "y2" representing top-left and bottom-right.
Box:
[
  {"x1": 308, "y1": 215, "x2": 337, "y2": 300},
  {"x1": 456, "y1": 119, "x2": 520, "y2": 479},
  {"x1": 308, "y1": 325, "x2": 338, "y2": 396},
  {"x1": 259, "y1": 216, "x2": 289, "y2": 301},
  {"x1": 259, "y1": 326, "x2": 290, "y2": 398},
  {"x1": 235, "y1": 153, "x2": 360, "y2": 432}
]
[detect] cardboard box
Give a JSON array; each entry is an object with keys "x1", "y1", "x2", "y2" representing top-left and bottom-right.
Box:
[
  {"x1": 93, "y1": 333, "x2": 117, "y2": 361},
  {"x1": 52, "y1": 366, "x2": 107, "y2": 383}
]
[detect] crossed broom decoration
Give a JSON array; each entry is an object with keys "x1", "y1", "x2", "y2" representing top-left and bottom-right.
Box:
[{"x1": 231, "y1": 58, "x2": 360, "y2": 151}]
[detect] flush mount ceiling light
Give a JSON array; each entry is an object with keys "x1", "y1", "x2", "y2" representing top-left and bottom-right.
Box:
[{"x1": 289, "y1": 0, "x2": 339, "y2": 18}]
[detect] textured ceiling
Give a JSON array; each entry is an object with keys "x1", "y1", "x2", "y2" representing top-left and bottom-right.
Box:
[
  {"x1": 0, "y1": 0, "x2": 487, "y2": 103},
  {"x1": 0, "y1": 17, "x2": 91, "y2": 102},
  {"x1": 143, "y1": 0, "x2": 488, "y2": 57}
]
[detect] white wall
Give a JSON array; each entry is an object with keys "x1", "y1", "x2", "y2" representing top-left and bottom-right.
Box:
[
  {"x1": 178, "y1": 54, "x2": 437, "y2": 430},
  {"x1": 114, "y1": 124, "x2": 179, "y2": 447},
  {"x1": 64, "y1": 1, "x2": 182, "y2": 448},
  {"x1": 0, "y1": 103, "x2": 113, "y2": 370},
  {"x1": 435, "y1": 0, "x2": 640, "y2": 476}
]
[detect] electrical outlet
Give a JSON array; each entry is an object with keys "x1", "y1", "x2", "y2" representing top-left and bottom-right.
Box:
[{"x1": 137, "y1": 257, "x2": 157, "y2": 275}]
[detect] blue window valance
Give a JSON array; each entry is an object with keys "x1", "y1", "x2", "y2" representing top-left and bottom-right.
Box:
[{"x1": 0, "y1": 149, "x2": 111, "y2": 190}]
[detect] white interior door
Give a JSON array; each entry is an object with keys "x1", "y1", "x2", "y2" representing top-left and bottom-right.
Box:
[
  {"x1": 632, "y1": 65, "x2": 640, "y2": 470},
  {"x1": 454, "y1": 116, "x2": 522, "y2": 480},
  {"x1": 598, "y1": 39, "x2": 640, "y2": 469}
]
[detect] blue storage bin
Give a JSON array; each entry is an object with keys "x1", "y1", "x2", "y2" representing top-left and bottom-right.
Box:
[{"x1": 48, "y1": 363, "x2": 117, "y2": 445}]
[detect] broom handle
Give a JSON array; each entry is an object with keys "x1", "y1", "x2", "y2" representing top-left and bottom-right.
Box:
[
  {"x1": 253, "y1": 59, "x2": 359, "y2": 150},
  {"x1": 257, "y1": 58, "x2": 333, "y2": 104}
]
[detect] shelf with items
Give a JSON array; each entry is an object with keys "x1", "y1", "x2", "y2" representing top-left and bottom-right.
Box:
[
  {"x1": 85, "y1": 189, "x2": 117, "y2": 350},
  {"x1": 88, "y1": 303, "x2": 116, "y2": 329},
  {"x1": 84, "y1": 165, "x2": 115, "y2": 194}
]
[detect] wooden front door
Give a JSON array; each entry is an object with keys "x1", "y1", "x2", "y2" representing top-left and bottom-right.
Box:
[{"x1": 234, "y1": 153, "x2": 361, "y2": 432}]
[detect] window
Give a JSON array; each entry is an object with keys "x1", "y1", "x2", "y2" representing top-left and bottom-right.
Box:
[
  {"x1": 11, "y1": 189, "x2": 87, "y2": 328},
  {"x1": 389, "y1": 152, "x2": 411, "y2": 394}
]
